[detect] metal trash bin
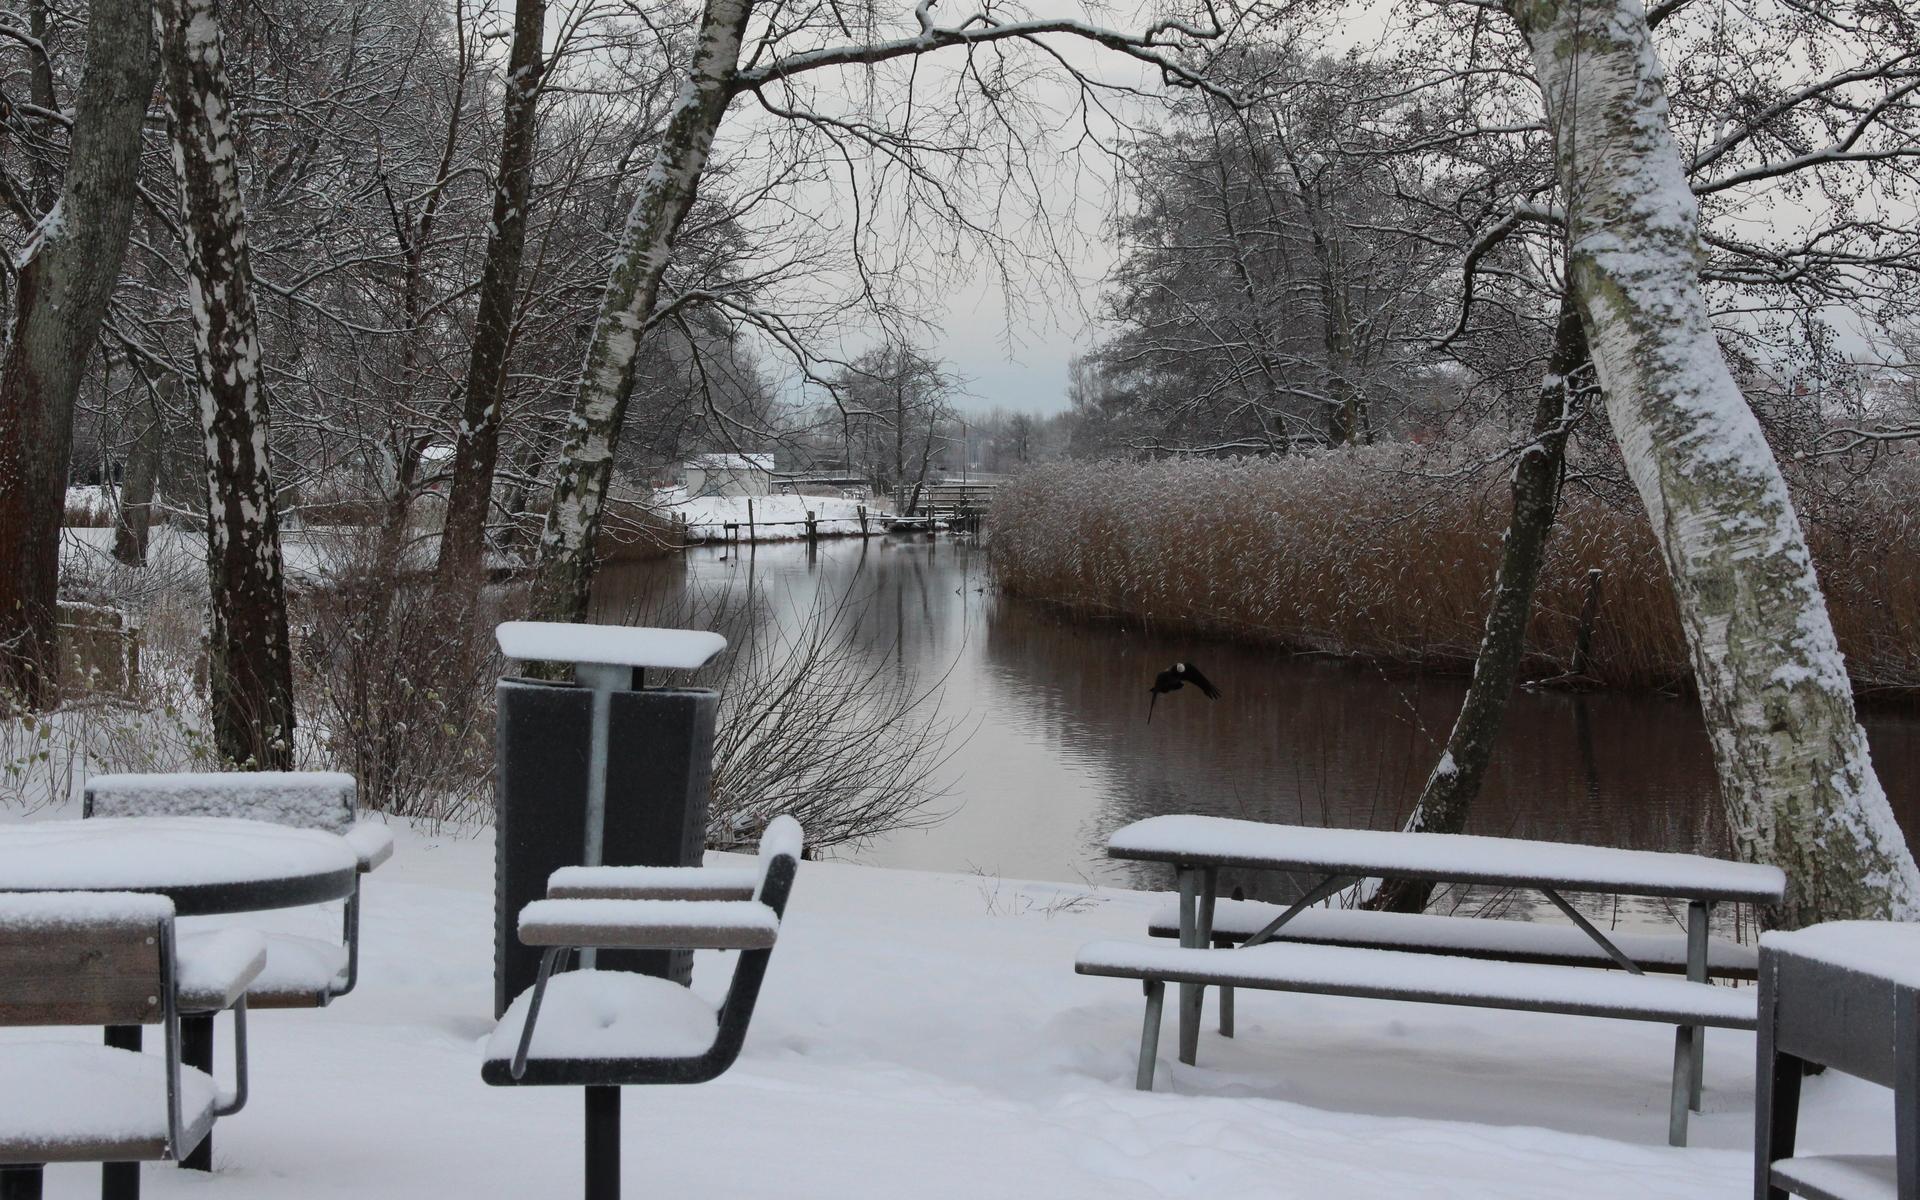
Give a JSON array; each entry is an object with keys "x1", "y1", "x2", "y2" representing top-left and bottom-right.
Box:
[{"x1": 492, "y1": 622, "x2": 726, "y2": 1018}]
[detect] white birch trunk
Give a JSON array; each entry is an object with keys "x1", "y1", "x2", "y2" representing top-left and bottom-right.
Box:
[
  {"x1": 1510, "y1": 0, "x2": 1919, "y2": 925},
  {"x1": 530, "y1": 0, "x2": 752, "y2": 622},
  {"x1": 159, "y1": 0, "x2": 297, "y2": 767}
]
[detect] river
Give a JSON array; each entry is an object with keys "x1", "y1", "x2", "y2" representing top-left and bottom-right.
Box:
[{"x1": 593, "y1": 535, "x2": 1920, "y2": 900}]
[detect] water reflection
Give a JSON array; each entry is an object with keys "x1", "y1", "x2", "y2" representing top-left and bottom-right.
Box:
[{"x1": 593, "y1": 537, "x2": 1920, "y2": 897}]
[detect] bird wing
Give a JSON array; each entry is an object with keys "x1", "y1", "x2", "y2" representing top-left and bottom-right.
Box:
[{"x1": 1181, "y1": 663, "x2": 1222, "y2": 699}]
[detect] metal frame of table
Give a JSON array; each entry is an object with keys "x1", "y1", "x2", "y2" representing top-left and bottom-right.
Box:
[
  {"x1": 1109, "y1": 820, "x2": 1785, "y2": 1148},
  {"x1": 0, "y1": 818, "x2": 359, "y2": 1196}
]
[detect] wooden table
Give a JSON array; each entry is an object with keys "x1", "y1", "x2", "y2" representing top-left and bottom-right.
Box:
[
  {"x1": 1107, "y1": 815, "x2": 1786, "y2": 1144},
  {"x1": 0, "y1": 817, "x2": 359, "y2": 1192}
]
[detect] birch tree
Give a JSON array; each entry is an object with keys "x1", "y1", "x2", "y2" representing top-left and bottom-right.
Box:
[
  {"x1": 0, "y1": 0, "x2": 155, "y2": 708},
  {"x1": 1511, "y1": 0, "x2": 1919, "y2": 925},
  {"x1": 527, "y1": 0, "x2": 1229, "y2": 621},
  {"x1": 159, "y1": 0, "x2": 297, "y2": 768}
]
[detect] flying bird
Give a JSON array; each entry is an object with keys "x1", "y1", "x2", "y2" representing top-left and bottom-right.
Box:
[{"x1": 1148, "y1": 662, "x2": 1221, "y2": 722}]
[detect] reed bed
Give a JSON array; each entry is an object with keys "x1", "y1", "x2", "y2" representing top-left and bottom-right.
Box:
[{"x1": 990, "y1": 445, "x2": 1920, "y2": 693}]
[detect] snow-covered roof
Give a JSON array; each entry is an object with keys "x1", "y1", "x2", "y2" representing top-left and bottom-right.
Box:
[{"x1": 687, "y1": 453, "x2": 774, "y2": 471}]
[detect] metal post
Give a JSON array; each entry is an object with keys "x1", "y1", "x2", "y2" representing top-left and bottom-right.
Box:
[
  {"x1": 1177, "y1": 867, "x2": 1202, "y2": 1066},
  {"x1": 1136, "y1": 981, "x2": 1165, "y2": 1091},
  {"x1": 179, "y1": 1015, "x2": 214, "y2": 1170},
  {"x1": 1668, "y1": 1024, "x2": 1694, "y2": 1147},
  {"x1": 573, "y1": 662, "x2": 629, "y2": 970},
  {"x1": 103, "y1": 1026, "x2": 141, "y2": 1199},
  {"x1": 1687, "y1": 900, "x2": 1709, "y2": 1110},
  {"x1": 584, "y1": 1086, "x2": 620, "y2": 1200}
]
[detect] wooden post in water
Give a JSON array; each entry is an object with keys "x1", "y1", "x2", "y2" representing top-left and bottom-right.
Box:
[
  {"x1": 746, "y1": 497, "x2": 756, "y2": 544},
  {"x1": 806, "y1": 510, "x2": 817, "y2": 549},
  {"x1": 1572, "y1": 568, "x2": 1604, "y2": 676},
  {"x1": 857, "y1": 504, "x2": 868, "y2": 538}
]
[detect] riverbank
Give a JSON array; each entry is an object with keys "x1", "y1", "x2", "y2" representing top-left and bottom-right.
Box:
[
  {"x1": 0, "y1": 805, "x2": 1895, "y2": 1198},
  {"x1": 989, "y1": 452, "x2": 1920, "y2": 693}
]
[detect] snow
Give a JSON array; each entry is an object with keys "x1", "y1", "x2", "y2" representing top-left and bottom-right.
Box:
[
  {"x1": 486, "y1": 969, "x2": 720, "y2": 1064},
  {"x1": 87, "y1": 772, "x2": 356, "y2": 835},
  {"x1": 666, "y1": 492, "x2": 877, "y2": 542},
  {"x1": 516, "y1": 898, "x2": 779, "y2": 948},
  {"x1": 1149, "y1": 900, "x2": 1759, "y2": 973},
  {"x1": 343, "y1": 822, "x2": 395, "y2": 871},
  {"x1": 1770, "y1": 1155, "x2": 1897, "y2": 1200},
  {"x1": 0, "y1": 816, "x2": 1901, "y2": 1197},
  {"x1": 1108, "y1": 816, "x2": 1788, "y2": 903},
  {"x1": 494, "y1": 622, "x2": 727, "y2": 671},
  {"x1": 1076, "y1": 940, "x2": 1758, "y2": 1028},
  {"x1": 0, "y1": 1044, "x2": 216, "y2": 1156},
  {"x1": 0, "y1": 890, "x2": 173, "y2": 930},
  {"x1": 174, "y1": 929, "x2": 269, "y2": 1009},
  {"x1": 1760, "y1": 921, "x2": 1920, "y2": 992},
  {"x1": 0, "y1": 818, "x2": 357, "y2": 891},
  {"x1": 547, "y1": 864, "x2": 761, "y2": 899}
]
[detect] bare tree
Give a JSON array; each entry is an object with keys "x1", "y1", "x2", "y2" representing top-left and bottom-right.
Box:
[
  {"x1": 0, "y1": 0, "x2": 156, "y2": 707},
  {"x1": 159, "y1": 0, "x2": 296, "y2": 766}
]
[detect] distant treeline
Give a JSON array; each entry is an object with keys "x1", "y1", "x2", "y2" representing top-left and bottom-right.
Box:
[{"x1": 990, "y1": 447, "x2": 1920, "y2": 694}]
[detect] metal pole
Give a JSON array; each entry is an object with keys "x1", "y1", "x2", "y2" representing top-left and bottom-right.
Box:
[
  {"x1": 1687, "y1": 900, "x2": 1709, "y2": 1109},
  {"x1": 1177, "y1": 867, "x2": 1202, "y2": 1065},
  {"x1": 0, "y1": 1166, "x2": 43, "y2": 1200},
  {"x1": 584, "y1": 1087, "x2": 620, "y2": 1200},
  {"x1": 103, "y1": 1026, "x2": 141, "y2": 1199},
  {"x1": 574, "y1": 661, "x2": 628, "y2": 969},
  {"x1": 179, "y1": 1014, "x2": 214, "y2": 1170}
]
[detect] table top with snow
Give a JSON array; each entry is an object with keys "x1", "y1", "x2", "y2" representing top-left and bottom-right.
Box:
[
  {"x1": 1108, "y1": 816, "x2": 1786, "y2": 903},
  {"x1": 0, "y1": 817, "x2": 359, "y2": 915},
  {"x1": 1762, "y1": 921, "x2": 1920, "y2": 991}
]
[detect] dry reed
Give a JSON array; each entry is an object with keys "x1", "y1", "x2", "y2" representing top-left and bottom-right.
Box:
[{"x1": 990, "y1": 444, "x2": 1920, "y2": 693}]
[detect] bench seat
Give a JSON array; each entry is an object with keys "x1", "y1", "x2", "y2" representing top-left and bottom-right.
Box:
[
  {"x1": 486, "y1": 970, "x2": 720, "y2": 1068},
  {"x1": 181, "y1": 929, "x2": 348, "y2": 1009},
  {"x1": 1077, "y1": 939, "x2": 1758, "y2": 1029},
  {"x1": 1148, "y1": 899, "x2": 1759, "y2": 978},
  {"x1": 517, "y1": 899, "x2": 779, "y2": 950},
  {"x1": 1771, "y1": 1155, "x2": 1898, "y2": 1200},
  {"x1": 547, "y1": 865, "x2": 760, "y2": 901},
  {"x1": 175, "y1": 928, "x2": 270, "y2": 1012},
  {"x1": 0, "y1": 1044, "x2": 217, "y2": 1164}
]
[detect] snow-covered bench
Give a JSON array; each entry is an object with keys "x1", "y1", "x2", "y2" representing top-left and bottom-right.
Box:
[
  {"x1": 482, "y1": 817, "x2": 803, "y2": 1200},
  {"x1": 84, "y1": 772, "x2": 392, "y2": 1008},
  {"x1": 1757, "y1": 922, "x2": 1920, "y2": 1200},
  {"x1": 0, "y1": 892, "x2": 262, "y2": 1199},
  {"x1": 1091, "y1": 816, "x2": 1787, "y2": 1147}
]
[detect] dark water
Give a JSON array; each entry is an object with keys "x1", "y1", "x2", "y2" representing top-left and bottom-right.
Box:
[{"x1": 593, "y1": 536, "x2": 1920, "y2": 895}]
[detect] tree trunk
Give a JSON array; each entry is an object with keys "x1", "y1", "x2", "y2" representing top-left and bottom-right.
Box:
[
  {"x1": 1510, "y1": 0, "x2": 1920, "y2": 926},
  {"x1": 0, "y1": 0, "x2": 156, "y2": 709},
  {"x1": 434, "y1": 0, "x2": 545, "y2": 585},
  {"x1": 529, "y1": 0, "x2": 752, "y2": 622},
  {"x1": 160, "y1": 0, "x2": 296, "y2": 768},
  {"x1": 1370, "y1": 298, "x2": 1591, "y2": 913},
  {"x1": 111, "y1": 377, "x2": 170, "y2": 567}
]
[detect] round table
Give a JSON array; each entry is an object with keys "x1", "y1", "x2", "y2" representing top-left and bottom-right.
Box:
[{"x1": 0, "y1": 816, "x2": 359, "y2": 914}]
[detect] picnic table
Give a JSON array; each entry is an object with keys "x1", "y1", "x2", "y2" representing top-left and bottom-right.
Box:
[
  {"x1": 0, "y1": 816, "x2": 361, "y2": 1195},
  {"x1": 1086, "y1": 815, "x2": 1787, "y2": 1146}
]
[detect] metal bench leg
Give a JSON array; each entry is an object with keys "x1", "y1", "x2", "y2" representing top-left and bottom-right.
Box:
[
  {"x1": 1137, "y1": 981, "x2": 1166, "y2": 1091},
  {"x1": 1219, "y1": 984, "x2": 1235, "y2": 1039},
  {"x1": 1686, "y1": 901, "x2": 1709, "y2": 1111},
  {"x1": 103, "y1": 1026, "x2": 141, "y2": 1200},
  {"x1": 1177, "y1": 869, "x2": 1202, "y2": 1066},
  {"x1": 180, "y1": 1014, "x2": 214, "y2": 1171},
  {"x1": 1669, "y1": 1024, "x2": 1695, "y2": 1147},
  {"x1": 584, "y1": 1086, "x2": 620, "y2": 1200},
  {"x1": 0, "y1": 1165, "x2": 44, "y2": 1200}
]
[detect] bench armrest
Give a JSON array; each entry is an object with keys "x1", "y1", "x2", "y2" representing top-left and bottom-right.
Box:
[
  {"x1": 547, "y1": 865, "x2": 759, "y2": 901},
  {"x1": 175, "y1": 929, "x2": 269, "y2": 1012},
  {"x1": 518, "y1": 898, "x2": 778, "y2": 950},
  {"x1": 344, "y1": 821, "x2": 395, "y2": 873}
]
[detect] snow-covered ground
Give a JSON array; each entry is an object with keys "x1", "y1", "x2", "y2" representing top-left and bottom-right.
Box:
[{"x1": 0, "y1": 815, "x2": 1899, "y2": 1198}]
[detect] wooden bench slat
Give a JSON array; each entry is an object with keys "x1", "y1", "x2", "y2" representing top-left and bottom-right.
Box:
[
  {"x1": 1108, "y1": 816, "x2": 1787, "y2": 904},
  {"x1": 1148, "y1": 900, "x2": 1759, "y2": 977},
  {"x1": 1771, "y1": 1155, "x2": 1899, "y2": 1200},
  {"x1": 1076, "y1": 939, "x2": 1758, "y2": 1029},
  {"x1": 547, "y1": 865, "x2": 759, "y2": 902},
  {"x1": 517, "y1": 898, "x2": 779, "y2": 950}
]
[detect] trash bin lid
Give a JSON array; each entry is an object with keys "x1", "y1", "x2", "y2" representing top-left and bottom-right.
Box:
[{"x1": 495, "y1": 622, "x2": 728, "y2": 670}]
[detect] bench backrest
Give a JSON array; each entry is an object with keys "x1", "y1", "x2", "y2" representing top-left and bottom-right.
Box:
[
  {"x1": 0, "y1": 892, "x2": 173, "y2": 1027},
  {"x1": 85, "y1": 771, "x2": 357, "y2": 834}
]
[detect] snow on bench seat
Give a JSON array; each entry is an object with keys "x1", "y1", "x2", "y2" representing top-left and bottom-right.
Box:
[
  {"x1": 1148, "y1": 899, "x2": 1759, "y2": 977},
  {"x1": 1771, "y1": 1155, "x2": 1899, "y2": 1200},
  {"x1": 485, "y1": 970, "x2": 719, "y2": 1065},
  {"x1": 1075, "y1": 940, "x2": 1758, "y2": 1029},
  {"x1": 1108, "y1": 816, "x2": 1786, "y2": 904},
  {"x1": 87, "y1": 772, "x2": 358, "y2": 834},
  {"x1": 178, "y1": 930, "x2": 350, "y2": 1008},
  {"x1": 547, "y1": 865, "x2": 759, "y2": 901},
  {"x1": 344, "y1": 821, "x2": 395, "y2": 872},
  {"x1": 174, "y1": 929, "x2": 268, "y2": 1012},
  {"x1": 517, "y1": 899, "x2": 779, "y2": 950},
  {"x1": 0, "y1": 1044, "x2": 217, "y2": 1163}
]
